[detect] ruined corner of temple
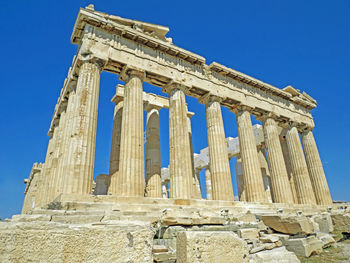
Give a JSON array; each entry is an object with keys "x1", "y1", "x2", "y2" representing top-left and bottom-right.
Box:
[{"x1": 1, "y1": 5, "x2": 349, "y2": 263}]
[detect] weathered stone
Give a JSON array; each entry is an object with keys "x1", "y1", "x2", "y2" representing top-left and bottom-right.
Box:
[
  {"x1": 263, "y1": 242, "x2": 276, "y2": 250},
  {"x1": 238, "y1": 228, "x2": 259, "y2": 239},
  {"x1": 153, "y1": 245, "x2": 169, "y2": 253},
  {"x1": 316, "y1": 232, "x2": 335, "y2": 248},
  {"x1": 250, "y1": 245, "x2": 265, "y2": 254},
  {"x1": 285, "y1": 236, "x2": 323, "y2": 257},
  {"x1": 176, "y1": 231, "x2": 249, "y2": 263},
  {"x1": 311, "y1": 213, "x2": 333, "y2": 233},
  {"x1": 250, "y1": 247, "x2": 300, "y2": 263},
  {"x1": 0, "y1": 220, "x2": 155, "y2": 263},
  {"x1": 261, "y1": 215, "x2": 314, "y2": 234},
  {"x1": 259, "y1": 234, "x2": 279, "y2": 243},
  {"x1": 331, "y1": 213, "x2": 350, "y2": 233}
]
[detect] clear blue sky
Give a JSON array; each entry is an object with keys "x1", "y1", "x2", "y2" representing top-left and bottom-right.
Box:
[{"x1": 0, "y1": 0, "x2": 349, "y2": 219}]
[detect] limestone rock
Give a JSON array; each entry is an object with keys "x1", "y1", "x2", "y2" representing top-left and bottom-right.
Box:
[
  {"x1": 259, "y1": 234, "x2": 279, "y2": 243},
  {"x1": 0, "y1": 220, "x2": 155, "y2": 263},
  {"x1": 316, "y1": 232, "x2": 335, "y2": 248},
  {"x1": 250, "y1": 246, "x2": 300, "y2": 263},
  {"x1": 238, "y1": 228, "x2": 259, "y2": 239},
  {"x1": 261, "y1": 215, "x2": 314, "y2": 235},
  {"x1": 331, "y1": 213, "x2": 350, "y2": 233},
  {"x1": 284, "y1": 236, "x2": 323, "y2": 257},
  {"x1": 311, "y1": 213, "x2": 333, "y2": 233},
  {"x1": 176, "y1": 231, "x2": 249, "y2": 263}
]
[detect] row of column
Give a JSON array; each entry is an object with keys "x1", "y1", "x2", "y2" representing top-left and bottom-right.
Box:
[{"x1": 37, "y1": 61, "x2": 332, "y2": 207}]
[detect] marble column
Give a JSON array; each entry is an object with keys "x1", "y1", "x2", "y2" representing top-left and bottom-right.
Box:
[
  {"x1": 285, "y1": 124, "x2": 316, "y2": 204},
  {"x1": 145, "y1": 105, "x2": 162, "y2": 198},
  {"x1": 168, "y1": 84, "x2": 193, "y2": 199},
  {"x1": 235, "y1": 107, "x2": 267, "y2": 203},
  {"x1": 187, "y1": 111, "x2": 201, "y2": 199},
  {"x1": 118, "y1": 70, "x2": 145, "y2": 197},
  {"x1": 37, "y1": 123, "x2": 58, "y2": 206},
  {"x1": 47, "y1": 103, "x2": 68, "y2": 202},
  {"x1": 235, "y1": 157, "x2": 246, "y2": 201},
  {"x1": 280, "y1": 136, "x2": 298, "y2": 203},
  {"x1": 205, "y1": 95, "x2": 234, "y2": 201},
  {"x1": 301, "y1": 128, "x2": 332, "y2": 205},
  {"x1": 205, "y1": 167, "x2": 212, "y2": 200},
  {"x1": 257, "y1": 148, "x2": 273, "y2": 203},
  {"x1": 109, "y1": 100, "x2": 123, "y2": 195},
  {"x1": 262, "y1": 117, "x2": 294, "y2": 204},
  {"x1": 61, "y1": 60, "x2": 102, "y2": 195}
]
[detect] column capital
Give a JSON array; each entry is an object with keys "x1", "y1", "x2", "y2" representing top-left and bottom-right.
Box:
[
  {"x1": 77, "y1": 55, "x2": 106, "y2": 71},
  {"x1": 119, "y1": 65, "x2": 146, "y2": 82},
  {"x1": 144, "y1": 102, "x2": 162, "y2": 112},
  {"x1": 257, "y1": 112, "x2": 279, "y2": 122},
  {"x1": 162, "y1": 81, "x2": 188, "y2": 94},
  {"x1": 198, "y1": 93, "x2": 223, "y2": 105},
  {"x1": 230, "y1": 104, "x2": 252, "y2": 114}
]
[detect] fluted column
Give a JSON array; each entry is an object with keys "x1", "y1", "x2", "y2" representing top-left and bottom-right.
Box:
[
  {"x1": 37, "y1": 124, "x2": 58, "y2": 206},
  {"x1": 285, "y1": 124, "x2": 316, "y2": 204},
  {"x1": 118, "y1": 70, "x2": 145, "y2": 197},
  {"x1": 262, "y1": 117, "x2": 294, "y2": 203},
  {"x1": 145, "y1": 105, "x2": 162, "y2": 198},
  {"x1": 235, "y1": 107, "x2": 267, "y2": 203},
  {"x1": 280, "y1": 136, "x2": 298, "y2": 203},
  {"x1": 187, "y1": 111, "x2": 201, "y2": 199},
  {"x1": 109, "y1": 100, "x2": 123, "y2": 195},
  {"x1": 205, "y1": 167, "x2": 212, "y2": 200},
  {"x1": 235, "y1": 157, "x2": 246, "y2": 201},
  {"x1": 47, "y1": 103, "x2": 68, "y2": 202},
  {"x1": 301, "y1": 128, "x2": 332, "y2": 205},
  {"x1": 257, "y1": 148, "x2": 273, "y2": 203},
  {"x1": 168, "y1": 84, "x2": 193, "y2": 199},
  {"x1": 204, "y1": 95, "x2": 234, "y2": 201},
  {"x1": 61, "y1": 60, "x2": 102, "y2": 195}
]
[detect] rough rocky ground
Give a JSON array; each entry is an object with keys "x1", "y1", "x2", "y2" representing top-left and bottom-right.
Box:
[{"x1": 298, "y1": 240, "x2": 350, "y2": 263}]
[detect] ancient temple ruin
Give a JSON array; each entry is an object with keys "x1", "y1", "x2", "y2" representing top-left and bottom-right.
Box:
[{"x1": 3, "y1": 5, "x2": 349, "y2": 263}]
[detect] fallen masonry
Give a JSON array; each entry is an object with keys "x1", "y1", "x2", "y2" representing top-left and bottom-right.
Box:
[{"x1": 1, "y1": 3, "x2": 347, "y2": 263}]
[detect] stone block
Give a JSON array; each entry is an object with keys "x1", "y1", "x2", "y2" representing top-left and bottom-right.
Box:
[
  {"x1": 0, "y1": 220, "x2": 155, "y2": 262},
  {"x1": 259, "y1": 234, "x2": 279, "y2": 243},
  {"x1": 316, "y1": 232, "x2": 335, "y2": 248},
  {"x1": 250, "y1": 247, "x2": 300, "y2": 263},
  {"x1": 176, "y1": 231, "x2": 249, "y2": 263},
  {"x1": 331, "y1": 213, "x2": 350, "y2": 233},
  {"x1": 311, "y1": 213, "x2": 333, "y2": 233},
  {"x1": 238, "y1": 228, "x2": 259, "y2": 239},
  {"x1": 285, "y1": 236, "x2": 323, "y2": 257},
  {"x1": 261, "y1": 215, "x2": 314, "y2": 235}
]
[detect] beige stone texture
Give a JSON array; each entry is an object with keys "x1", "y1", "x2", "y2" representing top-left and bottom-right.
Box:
[
  {"x1": 236, "y1": 108, "x2": 267, "y2": 203},
  {"x1": 280, "y1": 137, "x2": 299, "y2": 204},
  {"x1": 61, "y1": 61, "x2": 101, "y2": 195},
  {"x1": 262, "y1": 117, "x2": 294, "y2": 204},
  {"x1": 22, "y1": 163, "x2": 43, "y2": 213},
  {"x1": 176, "y1": 231, "x2": 249, "y2": 263},
  {"x1": 301, "y1": 129, "x2": 332, "y2": 205},
  {"x1": 261, "y1": 215, "x2": 314, "y2": 235},
  {"x1": 145, "y1": 106, "x2": 162, "y2": 197},
  {"x1": 285, "y1": 125, "x2": 316, "y2": 205},
  {"x1": 285, "y1": 236, "x2": 323, "y2": 257},
  {"x1": 118, "y1": 70, "x2": 145, "y2": 196},
  {"x1": 235, "y1": 157, "x2": 246, "y2": 201},
  {"x1": 168, "y1": 85, "x2": 193, "y2": 199},
  {"x1": 204, "y1": 168, "x2": 212, "y2": 200},
  {"x1": 0, "y1": 220, "x2": 155, "y2": 263},
  {"x1": 93, "y1": 174, "x2": 110, "y2": 195},
  {"x1": 205, "y1": 96, "x2": 234, "y2": 201},
  {"x1": 237, "y1": 228, "x2": 259, "y2": 239},
  {"x1": 311, "y1": 213, "x2": 333, "y2": 233},
  {"x1": 109, "y1": 100, "x2": 123, "y2": 195},
  {"x1": 331, "y1": 213, "x2": 350, "y2": 233},
  {"x1": 257, "y1": 148, "x2": 273, "y2": 203},
  {"x1": 250, "y1": 247, "x2": 300, "y2": 263}
]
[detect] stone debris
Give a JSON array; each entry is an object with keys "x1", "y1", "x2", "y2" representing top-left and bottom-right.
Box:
[
  {"x1": 238, "y1": 228, "x2": 260, "y2": 239},
  {"x1": 261, "y1": 215, "x2": 314, "y2": 235},
  {"x1": 284, "y1": 236, "x2": 323, "y2": 257},
  {"x1": 250, "y1": 246, "x2": 301, "y2": 263}
]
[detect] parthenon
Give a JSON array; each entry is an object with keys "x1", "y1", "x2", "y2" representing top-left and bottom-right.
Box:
[
  {"x1": 21, "y1": 4, "x2": 332, "y2": 210},
  {"x1": 3, "y1": 4, "x2": 349, "y2": 263}
]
